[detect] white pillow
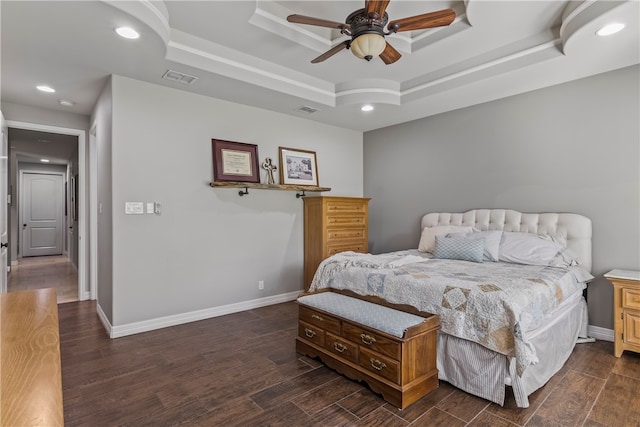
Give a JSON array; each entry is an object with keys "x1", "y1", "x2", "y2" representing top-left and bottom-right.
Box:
[
  {"x1": 418, "y1": 225, "x2": 474, "y2": 253},
  {"x1": 498, "y1": 232, "x2": 579, "y2": 267},
  {"x1": 453, "y1": 230, "x2": 503, "y2": 262}
]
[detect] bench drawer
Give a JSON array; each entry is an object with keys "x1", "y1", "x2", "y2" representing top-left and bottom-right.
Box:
[
  {"x1": 299, "y1": 305, "x2": 341, "y2": 335},
  {"x1": 326, "y1": 332, "x2": 358, "y2": 363},
  {"x1": 342, "y1": 322, "x2": 400, "y2": 360},
  {"x1": 359, "y1": 347, "x2": 400, "y2": 384},
  {"x1": 299, "y1": 321, "x2": 325, "y2": 347}
]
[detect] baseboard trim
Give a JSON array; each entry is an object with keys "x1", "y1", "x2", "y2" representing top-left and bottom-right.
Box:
[
  {"x1": 109, "y1": 290, "x2": 301, "y2": 339},
  {"x1": 588, "y1": 325, "x2": 614, "y2": 342},
  {"x1": 96, "y1": 303, "x2": 113, "y2": 337}
]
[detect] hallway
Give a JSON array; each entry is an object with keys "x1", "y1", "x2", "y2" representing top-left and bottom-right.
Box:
[{"x1": 7, "y1": 255, "x2": 78, "y2": 303}]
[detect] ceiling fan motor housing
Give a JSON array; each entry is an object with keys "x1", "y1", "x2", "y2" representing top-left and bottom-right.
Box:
[{"x1": 347, "y1": 9, "x2": 388, "y2": 61}]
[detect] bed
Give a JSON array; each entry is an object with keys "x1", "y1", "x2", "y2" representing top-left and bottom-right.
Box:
[{"x1": 307, "y1": 209, "x2": 593, "y2": 408}]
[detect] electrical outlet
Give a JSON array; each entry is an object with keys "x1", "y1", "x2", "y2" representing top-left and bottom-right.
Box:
[{"x1": 258, "y1": 280, "x2": 264, "y2": 290}]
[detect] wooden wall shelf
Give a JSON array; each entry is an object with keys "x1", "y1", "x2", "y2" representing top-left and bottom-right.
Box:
[{"x1": 210, "y1": 181, "x2": 331, "y2": 197}]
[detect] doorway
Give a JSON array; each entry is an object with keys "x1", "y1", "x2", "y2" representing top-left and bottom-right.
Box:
[
  {"x1": 20, "y1": 171, "x2": 65, "y2": 257},
  {"x1": 5, "y1": 121, "x2": 89, "y2": 303}
]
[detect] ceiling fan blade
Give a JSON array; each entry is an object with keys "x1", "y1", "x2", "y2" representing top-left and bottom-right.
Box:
[
  {"x1": 365, "y1": 0, "x2": 391, "y2": 18},
  {"x1": 379, "y1": 42, "x2": 401, "y2": 65},
  {"x1": 287, "y1": 14, "x2": 349, "y2": 31},
  {"x1": 388, "y1": 8, "x2": 455, "y2": 32},
  {"x1": 311, "y1": 41, "x2": 349, "y2": 63}
]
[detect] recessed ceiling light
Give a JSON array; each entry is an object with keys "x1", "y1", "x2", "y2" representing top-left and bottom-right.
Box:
[
  {"x1": 361, "y1": 104, "x2": 374, "y2": 112},
  {"x1": 115, "y1": 26, "x2": 140, "y2": 39},
  {"x1": 59, "y1": 100, "x2": 75, "y2": 107},
  {"x1": 596, "y1": 23, "x2": 625, "y2": 36},
  {"x1": 36, "y1": 85, "x2": 55, "y2": 93},
  {"x1": 40, "y1": 159, "x2": 50, "y2": 163}
]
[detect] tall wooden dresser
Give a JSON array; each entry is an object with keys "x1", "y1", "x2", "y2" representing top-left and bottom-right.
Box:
[{"x1": 303, "y1": 196, "x2": 370, "y2": 290}]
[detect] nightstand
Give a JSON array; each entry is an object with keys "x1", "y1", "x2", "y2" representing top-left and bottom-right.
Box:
[{"x1": 605, "y1": 269, "x2": 640, "y2": 357}]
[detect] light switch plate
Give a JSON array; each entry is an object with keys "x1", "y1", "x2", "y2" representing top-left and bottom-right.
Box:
[
  {"x1": 146, "y1": 202, "x2": 155, "y2": 214},
  {"x1": 125, "y1": 202, "x2": 144, "y2": 215}
]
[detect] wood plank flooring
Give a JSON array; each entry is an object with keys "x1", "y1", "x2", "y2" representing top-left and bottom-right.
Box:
[
  {"x1": 8, "y1": 255, "x2": 78, "y2": 303},
  {"x1": 58, "y1": 301, "x2": 640, "y2": 426}
]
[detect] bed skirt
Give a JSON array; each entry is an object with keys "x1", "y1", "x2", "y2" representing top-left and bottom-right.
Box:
[{"x1": 437, "y1": 293, "x2": 587, "y2": 408}]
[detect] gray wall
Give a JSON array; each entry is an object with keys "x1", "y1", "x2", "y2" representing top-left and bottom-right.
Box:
[
  {"x1": 363, "y1": 64, "x2": 640, "y2": 330},
  {"x1": 105, "y1": 75, "x2": 363, "y2": 326},
  {"x1": 91, "y1": 78, "x2": 114, "y2": 323}
]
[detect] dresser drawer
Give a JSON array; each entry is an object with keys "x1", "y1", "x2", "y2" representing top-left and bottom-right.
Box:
[
  {"x1": 326, "y1": 200, "x2": 368, "y2": 214},
  {"x1": 342, "y1": 322, "x2": 401, "y2": 360},
  {"x1": 299, "y1": 306, "x2": 341, "y2": 335},
  {"x1": 359, "y1": 347, "x2": 400, "y2": 384},
  {"x1": 327, "y1": 228, "x2": 366, "y2": 242},
  {"x1": 327, "y1": 243, "x2": 367, "y2": 256},
  {"x1": 299, "y1": 321, "x2": 325, "y2": 347},
  {"x1": 326, "y1": 215, "x2": 366, "y2": 227},
  {"x1": 326, "y1": 332, "x2": 358, "y2": 363},
  {"x1": 623, "y1": 288, "x2": 640, "y2": 310}
]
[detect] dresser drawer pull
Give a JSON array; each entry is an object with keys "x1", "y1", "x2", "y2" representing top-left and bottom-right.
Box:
[
  {"x1": 311, "y1": 314, "x2": 324, "y2": 322},
  {"x1": 333, "y1": 342, "x2": 348, "y2": 353},
  {"x1": 370, "y1": 358, "x2": 387, "y2": 371},
  {"x1": 304, "y1": 328, "x2": 316, "y2": 338},
  {"x1": 360, "y1": 334, "x2": 377, "y2": 345}
]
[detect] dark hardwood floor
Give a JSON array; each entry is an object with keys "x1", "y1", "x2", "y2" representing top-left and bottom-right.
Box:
[{"x1": 59, "y1": 301, "x2": 640, "y2": 426}]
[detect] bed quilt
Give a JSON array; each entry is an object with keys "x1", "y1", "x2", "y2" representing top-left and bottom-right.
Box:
[{"x1": 308, "y1": 250, "x2": 587, "y2": 376}]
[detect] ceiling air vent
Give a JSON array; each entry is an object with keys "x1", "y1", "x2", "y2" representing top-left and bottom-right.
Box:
[
  {"x1": 162, "y1": 70, "x2": 199, "y2": 85},
  {"x1": 295, "y1": 105, "x2": 320, "y2": 114}
]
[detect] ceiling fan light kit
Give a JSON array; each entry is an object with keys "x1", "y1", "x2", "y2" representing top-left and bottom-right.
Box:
[
  {"x1": 287, "y1": 0, "x2": 455, "y2": 64},
  {"x1": 351, "y1": 33, "x2": 386, "y2": 61}
]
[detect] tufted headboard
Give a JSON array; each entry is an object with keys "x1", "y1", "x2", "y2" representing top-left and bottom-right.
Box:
[{"x1": 421, "y1": 209, "x2": 592, "y2": 272}]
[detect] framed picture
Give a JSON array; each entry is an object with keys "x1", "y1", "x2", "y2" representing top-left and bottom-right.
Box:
[
  {"x1": 279, "y1": 147, "x2": 318, "y2": 186},
  {"x1": 212, "y1": 139, "x2": 260, "y2": 183}
]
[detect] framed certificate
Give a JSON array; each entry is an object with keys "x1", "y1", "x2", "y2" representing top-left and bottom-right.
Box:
[{"x1": 212, "y1": 139, "x2": 260, "y2": 183}]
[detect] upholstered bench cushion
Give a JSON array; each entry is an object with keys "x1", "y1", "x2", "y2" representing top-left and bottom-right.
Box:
[{"x1": 297, "y1": 292, "x2": 425, "y2": 338}]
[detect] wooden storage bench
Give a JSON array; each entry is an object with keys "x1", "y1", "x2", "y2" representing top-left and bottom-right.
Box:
[{"x1": 296, "y1": 291, "x2": 439, "y2": 409}]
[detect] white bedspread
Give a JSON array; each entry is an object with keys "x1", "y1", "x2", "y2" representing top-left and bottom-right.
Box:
[{"x1": 309, "y1": 250, "x2": 589, "y2": 376}]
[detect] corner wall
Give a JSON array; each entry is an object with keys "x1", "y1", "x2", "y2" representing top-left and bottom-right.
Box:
[{"x1": 363, "y1": 65, "x2": 640, "y2": 330}]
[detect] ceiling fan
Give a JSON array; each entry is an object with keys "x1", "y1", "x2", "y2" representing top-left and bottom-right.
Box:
[{"x1": 287, "y1": 0, "x2": 456, "y2": 64}]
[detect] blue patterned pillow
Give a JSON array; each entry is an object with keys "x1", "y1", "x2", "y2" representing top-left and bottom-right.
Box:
[{"x1": 434, "y1": 235, "x2": 485, "y2": 263}]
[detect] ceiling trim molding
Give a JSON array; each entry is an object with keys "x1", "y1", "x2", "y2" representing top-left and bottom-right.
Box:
[
  {"x1": 249, "y1": 2, "x2": 335, "y2": 53},
  {"x1": 166, "y1": 33, "x2": 336, "y2": 106},
  {"x1": 402, "y1": 39, "x2": 562, "y2": 100},
  {"x1": 101, "y1": 0, "x2": 171, "y2": 48},
  {"x1": 560, "y1": 0, "x2": 629, "y2": 53}
]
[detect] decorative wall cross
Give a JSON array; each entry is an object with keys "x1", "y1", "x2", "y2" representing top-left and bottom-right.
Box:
[{"x1": 262, "y1": 157, "x2": 278, "y2": 185}]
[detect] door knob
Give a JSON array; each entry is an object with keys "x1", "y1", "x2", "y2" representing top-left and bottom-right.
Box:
[
  {"x1": 23, "y1": 224, "x2": 26, "y2": 227},
  {"x1": 1, "y1": 243, "x2": 8, "y2": 248}
]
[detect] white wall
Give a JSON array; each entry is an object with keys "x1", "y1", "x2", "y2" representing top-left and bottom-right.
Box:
[
  {"x1": 108, "y1": 75, "x2": 363, "y2": 326},
  {"x1": 363, "y1": 64, "x2": 640, "y2": 330}
]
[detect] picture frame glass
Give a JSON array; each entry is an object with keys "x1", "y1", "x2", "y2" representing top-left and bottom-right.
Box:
[
  {"x1": 212, "y1": 139, "x2": 260, "y2": 183},
  {"x1": 279, "y1": 147, "x2": 318, "y2": 186}
]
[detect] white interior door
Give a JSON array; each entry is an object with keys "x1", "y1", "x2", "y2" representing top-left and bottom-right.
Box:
[
  {"x1": 0, "y1": 114, "x2": 8, "y2": 292},
  {"x1": 20, "y1": 172, "x2": 64, "y2": 257}
]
